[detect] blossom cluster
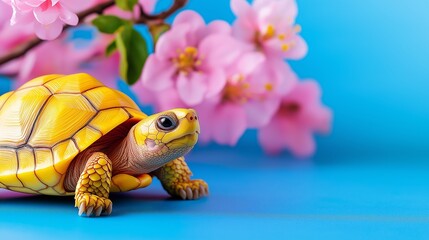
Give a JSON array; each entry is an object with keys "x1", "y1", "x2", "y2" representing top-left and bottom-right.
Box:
[
  {"x1": 135, "y1": 0, "x2": 332, "y2": 156},
  {"x1": 1, "y1": 0, "x2": 156, "y2": 40},
  {"x1": 0, "y1": 0, "x2": 332, "y2": 157},
  {"x1": 0, "y1": 0, "x2": 155, "y2": 87}
]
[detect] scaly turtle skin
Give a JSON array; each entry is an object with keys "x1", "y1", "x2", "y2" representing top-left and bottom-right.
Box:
[{"x1": 0, "y1": 73, "x2": 208, "y2": 217}]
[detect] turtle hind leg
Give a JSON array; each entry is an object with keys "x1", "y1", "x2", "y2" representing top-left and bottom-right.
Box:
[
  {"x1": 75, "y1": 152, "x2": 113, "y2": 217},
  {"x1": 153, "y1": 157, "x2": 209, "y2": 200}
]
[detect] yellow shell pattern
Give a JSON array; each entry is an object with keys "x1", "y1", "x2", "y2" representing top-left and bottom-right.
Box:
[{"x1": 0, "y1": 73, "x2": 146, "y2": 195}]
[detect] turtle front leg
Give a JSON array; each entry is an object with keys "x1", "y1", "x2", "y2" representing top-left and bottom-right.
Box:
[
  {"x1": 75, "y1": 152, "x2": 113, "y2": 217},
  {"x1": 153, "y1": 157, "x2": 209, "y2": 200}
]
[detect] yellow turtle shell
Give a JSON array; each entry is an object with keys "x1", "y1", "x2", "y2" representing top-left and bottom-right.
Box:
[{"x1": 0, "y1": 73, "x2": 147, "y2": 195}]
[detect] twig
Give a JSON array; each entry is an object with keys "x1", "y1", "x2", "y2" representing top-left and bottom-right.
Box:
[
  {"x1": 138, "y1": 0, "x2": 188, "y2": 22},
  {"x1": 0, "y1": 1, "x2": 115, "y2": 66},
  {"x1": 0, "y1": 0, "x2": 187, "y2": 67}
]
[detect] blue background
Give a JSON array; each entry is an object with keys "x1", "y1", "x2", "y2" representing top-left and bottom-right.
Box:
[{"x1": 1, "y1": 0, "x2": 429, "y2": 239}]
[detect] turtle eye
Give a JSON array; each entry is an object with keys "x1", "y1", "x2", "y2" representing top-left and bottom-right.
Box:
[{"x1": 157, "y1": 115, "x2": 177, "y2": 131}]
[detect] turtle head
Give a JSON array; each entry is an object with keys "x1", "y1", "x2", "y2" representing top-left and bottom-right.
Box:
[{"x1": 131, "y1": 108, "x2": 200, "y2": 171}]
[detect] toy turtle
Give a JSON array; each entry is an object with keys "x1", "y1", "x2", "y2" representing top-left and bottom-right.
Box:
[{"x1": 0, "y1": 73, "x2": 208, "y2": 217}]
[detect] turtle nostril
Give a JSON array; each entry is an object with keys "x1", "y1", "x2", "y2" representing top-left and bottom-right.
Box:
[{"x1": 186, "y1": 111, "x2": 198, "y2": 121}]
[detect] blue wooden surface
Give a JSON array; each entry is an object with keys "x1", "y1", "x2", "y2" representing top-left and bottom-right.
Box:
[
  {"x1": 0, "y1": 148, "x2": 428, "y2": 239},
  {"x1": 1, "y1": 0, "x2": 429, "y2": 239}
]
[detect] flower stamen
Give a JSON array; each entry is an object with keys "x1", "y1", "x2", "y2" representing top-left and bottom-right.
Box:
[
  {"x1": 172, "y1": 46, "x2": 202, "y2": 74},
  {"x1": 262, "y1": 24, "x2": 276, "y2": 40},
  {"x1": 281, "y1": 44, "x2": 289, "y2": 52}
]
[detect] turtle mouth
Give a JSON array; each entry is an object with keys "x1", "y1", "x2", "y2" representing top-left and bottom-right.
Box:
[{"x1": 168, "y1": 131, "x2": 199, "y2": 147}]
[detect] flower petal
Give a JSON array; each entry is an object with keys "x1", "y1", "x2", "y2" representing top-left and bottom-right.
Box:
[
  {"x1": 206, "y1": 20, "x2": 231, "y2": 35},
  {"x1": 155, "y1": 24, "x2": 189, "y2": 60},
  {"x1": 10, "y1": 7, "x2": 34, "y2": 25},
  {"x1": 17, "y1": 51, "x2": 37, "y2": 85},
  {"x1": 22, "y1": 0, "x2": 45, "y2": 7},
  {"x1": 199, "y1": 35, "x2": 248, "y2": 70},
  {"x1": 245, "y1": 97, "x2": 281, "y2": 128},
  {"x1": 230, "y1": 0, "x2": 252, "y2": 18},
  {"x1": 59, "y1": 6, "x2": 78, "y2": 25},
  {"x1": 212, "y1": 103, "x2": 247, "y2": 146},
  {"x1": 177, "y1": 72, "x2": 207, "y2": 106},
  {"x1": 284, "y1": 124, "x2": 316, "y2": 157},
  {"x1": 83, "y1": 54, "x2": 119, "y2": 88},
  {"x1": 173, "y1": 10, "x2": 205, "y2": 30},
  {"x1": 172, "y1": 11, "x2": 207, "y2": 46},
  {"x1": 156, "y1": 88, "x2": 186, "y2": 110},
  {"x1": 34, "y1": 20, "x2": 63, "y2": 40},
  {"x1": 283, "y1": 35, "x2": 308, "y2": 60},
  {"x1": 291, "y1": 80, "x2": 332, "y2": 134},
  {"x1": 287, "y1": 80, "x2": 321, "y2": 106},
  {"x1": 194, "y1": 100, "x2": 218, "y2": 143},
  {"x1": 131, "y1": 82, "x2": 158, "y2": 106},
  {"x1": 258, "y1": 115, "x2": 286, "y2": 155},
  {"x1": 141, "y1": 55, "x2": 175, "y2": 91},
  {"x1": 310, "y1": 106, "x2": 332, "y2": 134},
  {"x1": 33, "y1": 2, "x2": 60, "y2": 25},
  {"x1": 205, "y1": 69, "x2": 226, "y2": 99},
  {"x1": 269, "y1": 58, "x2": 297, "y2": 95},
  {"x1": 231, "y1": 0, "x2": 258, "y2": 42},
  {"x1": 236, "y1": 52, "x2": 265, "y2": 75},
  {"x1": 259, "y1": 115, "x2": 315, "y2": 157},
  {"x1": 231, "y1": 18, "x2": 256, "y2": 42},
  {"x1": 257, "y1": 0, "x2": 297, "y2": 29}
]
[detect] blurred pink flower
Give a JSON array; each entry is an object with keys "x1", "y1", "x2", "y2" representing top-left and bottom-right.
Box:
[
  {"x1": 231, "y1": 0, "x2": 307, "y2": 60},
  {"x1": 140, "y1": 10, "x2": 246, "y2": 106},
  {"x1": 4, "y1": 0, "x2": 92, "y2": 40},
  {"x1": 0, "y1": 0, "x2": 34, "y2": 74},
  {"x1": 258, "y1": 80, "x2": 332, "y2": 157},
  {"x1": 15, "y1": 29, "x2": 119, "y2": 88},
  {"x1": 195, "y1": 56, "x2": 297, "y2": 145}
]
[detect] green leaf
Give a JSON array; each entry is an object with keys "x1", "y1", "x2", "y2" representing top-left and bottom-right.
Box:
[
  {"x1": 105, "y1": 40, "x2": 117, "y2": 56},
  {"x1": 115, "y1": 25, "x2": 149, "y2": 85},
  {"x1": 149, "y1": 23, "x2": 171, "y2": 45},
  {"x1": 92, "y1": 15, "x2": 126, "y2": 34},
  {"x1": 115, "y1": 0, "x2": 138, "y2": 11}
]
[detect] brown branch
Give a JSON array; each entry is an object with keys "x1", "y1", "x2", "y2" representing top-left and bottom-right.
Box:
[
  {"x1": 0, "y1": 38, "x2": 43, "y2": 66},
  {"x1": 138, "y1": 0, "x2": 188, "y2": 22},
  {"x1": 0, "y1": 0, "x2": 188, "y2": 67},
  {"x1": 0, "y1": 0, "x2": 115, "y2": 66},
  {"x1": 0, "y1": 0, "x2": 187, "y2": 67}
]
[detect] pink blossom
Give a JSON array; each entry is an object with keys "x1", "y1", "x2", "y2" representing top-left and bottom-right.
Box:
[
  {"x1": 15, "y1": 29, "x2": 119, "y2": 88},
  {"x1": 231, "y1": 0, "x2": 307, "y2": 60},
  {"x1": 258, "y1": 80, "x2": 332, "y2": 157},
  {"x1": 140, "y1": 10, "x2": 246, "y2": 106},
  {"x1": 0, "y1": 0, "x2": 34, "y2": 74},
  {"x1": 133, "y1": 54, "x2": 299, "y2": 146},
  {"x1": 194, "y1": 56, "x2": 297, "y2": 146},
  {"x1": 5, "y1": 0, "x2": 92, "y2": 40}
]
